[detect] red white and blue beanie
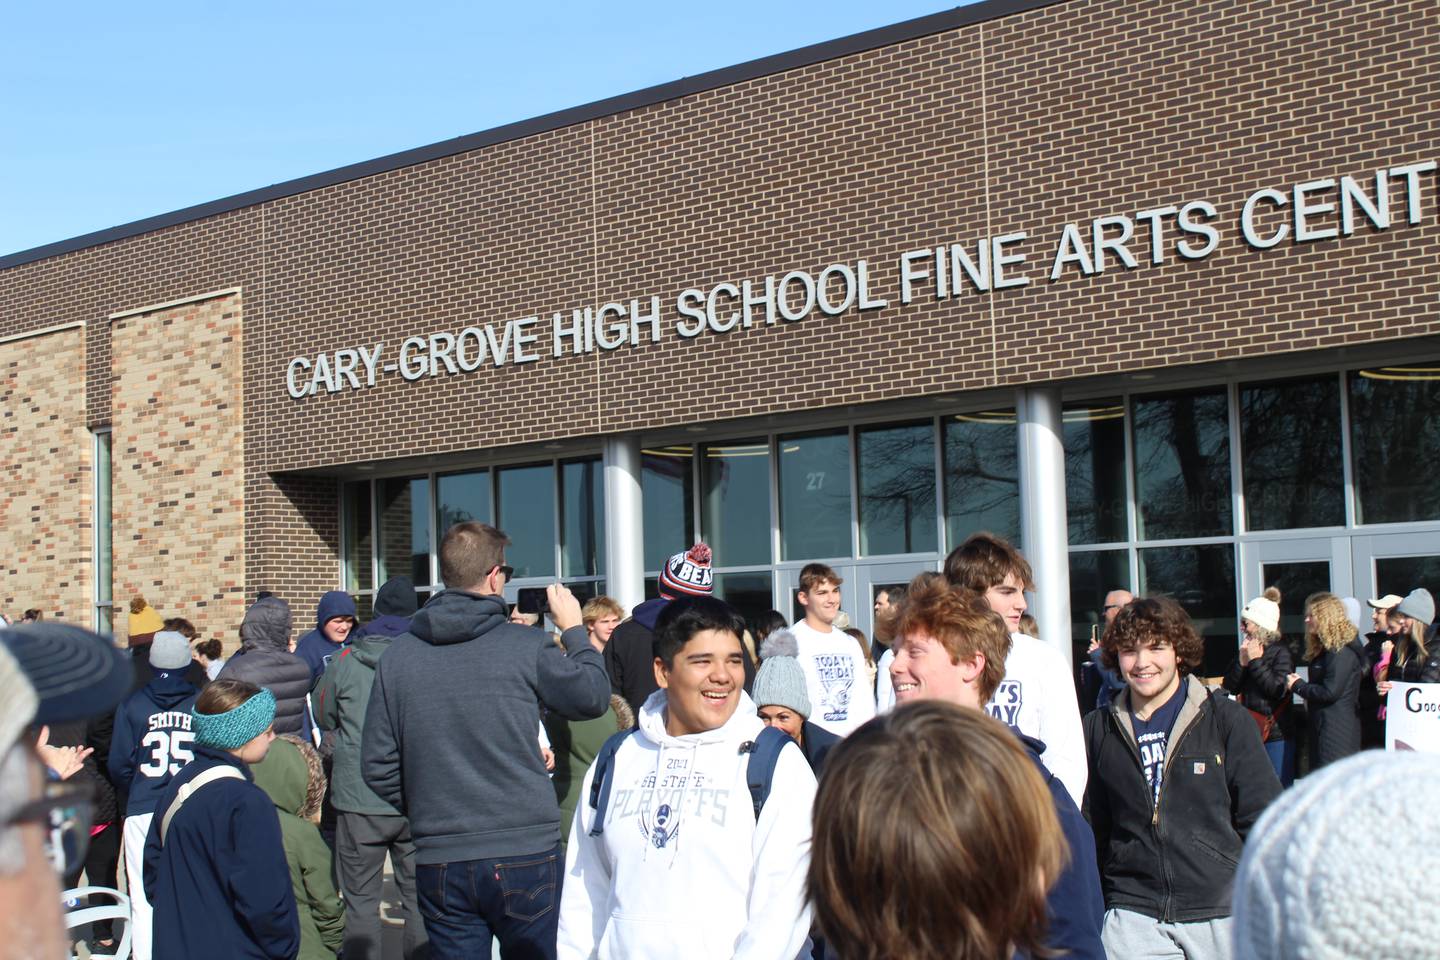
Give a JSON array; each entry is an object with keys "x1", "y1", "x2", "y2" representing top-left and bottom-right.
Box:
[{"x1": 658, "y1": 543, "x2": 714, "y2": 599}]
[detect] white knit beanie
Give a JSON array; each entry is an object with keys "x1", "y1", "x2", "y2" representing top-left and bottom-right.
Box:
[{"x1": 1233, "y1": 751, "x2": 1440, "y2": 959}]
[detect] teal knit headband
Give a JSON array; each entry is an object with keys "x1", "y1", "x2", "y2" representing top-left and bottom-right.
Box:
[{"x1": 192, "y1": 688, "x2": 277, "y2": 749}]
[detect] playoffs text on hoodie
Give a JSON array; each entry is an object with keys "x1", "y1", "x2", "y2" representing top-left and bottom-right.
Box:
[{"x1": 557, "y1": 690, "x2": 816, "y2": 960}]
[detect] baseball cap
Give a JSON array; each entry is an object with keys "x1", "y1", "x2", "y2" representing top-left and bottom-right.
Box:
[
  {"x1": 0, "y1": 623, "x2": 131, "y2": 752},
  {"x1": 1367, "y1": 594, "x2": 1404, "y2": 610}
]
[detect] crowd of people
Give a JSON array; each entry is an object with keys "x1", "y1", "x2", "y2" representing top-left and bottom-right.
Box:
[{"x1": 0, "y1": 522, "x2": 1437, "y2": 960}]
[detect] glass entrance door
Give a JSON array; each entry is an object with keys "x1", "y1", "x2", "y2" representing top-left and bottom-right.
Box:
[
  {"x1": 777, "y1": 558, "x2": 937, "y2": 638},
  {"x1": 1350, "y1": 532, "x2": 1440, "y2": 604}
]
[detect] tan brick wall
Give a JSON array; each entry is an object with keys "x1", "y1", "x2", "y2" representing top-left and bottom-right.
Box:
[
  {"x1": 111, "y1": 293, "x2": 245, "y2": 645},
  {"x1": 0, "y1": 326, "x2": 91, "y2": 621}
]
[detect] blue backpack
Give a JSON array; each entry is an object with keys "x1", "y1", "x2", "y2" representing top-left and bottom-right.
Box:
[{"x1": 586, "y1": 725, "x2": 792, "y2": 837}]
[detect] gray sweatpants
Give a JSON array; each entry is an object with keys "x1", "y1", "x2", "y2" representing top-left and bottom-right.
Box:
[
  {"x1": 1102, "y1": 908, "x2": 1233, "y2": 960},
  {"x1": 335, "y1": 811, "x2": 428, "y2": 960}
]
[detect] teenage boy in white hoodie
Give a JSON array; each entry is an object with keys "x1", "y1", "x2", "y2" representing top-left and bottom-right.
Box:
[
  {"x1": 557, "y1": 596, "x2": 816, "y2": 960},
  {"x1": 943, "y1": 533, "x2": 1088, "y2": 806}
]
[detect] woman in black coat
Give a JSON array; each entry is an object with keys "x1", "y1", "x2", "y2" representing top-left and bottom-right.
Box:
[
  {"x1": 1287, "y1": 593, "x2": 1365, "y2": 771},
  {"x1": 1378, "y1": 588, "x2": 1440, "y2": 690},
  {"x1": 1224, "y1": 587, "x2": 1295, "y2": 784}
]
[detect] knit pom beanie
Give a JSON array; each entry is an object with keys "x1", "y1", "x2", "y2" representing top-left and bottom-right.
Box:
[
  {"x1": 128, "y1": 596, "x2": 164, "y2": 647},
  {"x1": 658, "y1": 543, "x2": 714, "y2": 599},
  {"x1": 752, "y1": 629, "x2": 811, "y2": 718},
  {"x1": 192, "y1": 688, "x2": 276, "y2": 750},
  {"x1": 1232, "y1": 751, "x2": 1440, "y2": 959}
]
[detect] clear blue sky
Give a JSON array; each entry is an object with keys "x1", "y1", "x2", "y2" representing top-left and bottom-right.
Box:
[{"x1": 1, "y1": 1, "x2": 976, "y2": 258}]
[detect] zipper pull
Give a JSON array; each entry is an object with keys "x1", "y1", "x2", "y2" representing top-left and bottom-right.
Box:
[{"x1": 1216, "y1": 753, "x2": 1223, "y2": 766}]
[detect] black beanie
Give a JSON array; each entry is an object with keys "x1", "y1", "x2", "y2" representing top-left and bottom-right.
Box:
[{"x1": 374, "y1": 576, "x2": 418, "y2": 617}]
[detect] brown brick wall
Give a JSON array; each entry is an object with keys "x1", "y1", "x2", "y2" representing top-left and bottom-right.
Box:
[
  {"x1": 111, "y1": 294, "x2": 246, "y2": 644},
  {"x1": 0, "y1": 326, "x2": 91, "y2": 620},
  {"x1": 0, "y1": 0, "x2": 1436, "y2": 606}
]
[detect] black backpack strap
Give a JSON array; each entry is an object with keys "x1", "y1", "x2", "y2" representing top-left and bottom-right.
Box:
[
  {"x1": 743, "y1": 725, "x2": 792, "y2": 820},
  {"x1": 587, "y1": 728, "x2": 637, "y2": 837}
]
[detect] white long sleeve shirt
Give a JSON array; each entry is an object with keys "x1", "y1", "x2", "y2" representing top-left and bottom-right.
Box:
[
  {"x1": 789, "y1": 620, "x2": 876, "y2": 737},
  {"x1": 985, "y1": 631, "x2": 1087, "y2": 806},
  {"x1": 557, "y1": 690, "x2": 815, "y2": 960}
]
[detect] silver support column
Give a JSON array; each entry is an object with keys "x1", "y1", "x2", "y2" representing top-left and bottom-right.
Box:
[
  {"x1": 1016, "y1": 387, "x2": 1073, "y2": 669},
  {"x1": 603, "y1": 434, "x2": 646, "y2": 615}
]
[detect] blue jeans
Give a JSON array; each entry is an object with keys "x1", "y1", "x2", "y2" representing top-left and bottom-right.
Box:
[
  {"x1": 1265, "y1": 738, "x2": 1295, "y2": 787},
  {"x1": 415, "y1": 846, "x2": 562, "y2": 960}
]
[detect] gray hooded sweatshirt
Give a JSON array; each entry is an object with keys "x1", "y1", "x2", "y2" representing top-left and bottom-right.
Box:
[{"x1": 361, "y1": 589, "x2": 610, "y2": 864}]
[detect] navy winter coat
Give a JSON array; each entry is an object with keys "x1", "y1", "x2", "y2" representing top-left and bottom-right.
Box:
[
  {"x1": 295, "y1": 590, "x2": 357, "y2": 684},
  {"x1": 143, "y1": 744, "x2": 300, "y2": 960}
]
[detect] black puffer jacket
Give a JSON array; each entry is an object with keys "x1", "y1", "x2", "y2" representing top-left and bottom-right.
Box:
[
  {"x1": 217, "y1": 597, "x2": 312, "y2": 736},
  {"x1": 1386, "y1": 639, "x2": 1440, "y2": 684},
  {"x1": 1082, "y1": 676, "x2": 1281, "y2": 923},
  {"x1": 1221, "y1": 642, "x2": 1294, "y2": 742},
  {"x1": 1292, "y1": 638, "x2": 1366, "y2": 770}
]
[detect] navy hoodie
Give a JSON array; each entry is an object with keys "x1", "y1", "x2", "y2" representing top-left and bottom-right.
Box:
[
  {"x1": 295, "y1": 590, "x2": 357, "y2": 683},
  {"x1": 603, "y1": 597, "x2": 669, "y2": 715},
  {"x1": 1015, "y1": 729, "x2": 1106, "y2": 960},
  {"x1": 108, "y1": 671, "x2": 200, "y2": 815},
  {"x1": 143, "y1": 743, "x2": 300, "y2": 960}
]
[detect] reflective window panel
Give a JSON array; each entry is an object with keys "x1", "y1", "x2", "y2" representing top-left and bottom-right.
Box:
[
  {"x1": 701, "y1": 440, "x2": 771, "y2": 568},
  {"x1": 1139, "y1": 543, "x2": 1238, "y2": 677},
  {"x1": 377, "y1": 477, "x2": 431, "y2": 587},
  {"x1": 1259, "y1": 561, "x2": 1332, "y2": 662},
  {"x1": 561, "y1": 458, "x2": 606, "y2": 578},
  {"x1": 1068, "y1": 549, "x2": 1132, "y2": 649},
  {"x1": 642, "y1": 447, "x2": 696, "y2": 571},
  {"x1": 1239, "y1": 376, "x2": 1343, "y2": 531},
  {"x1": 497, "y1": 463, "x2": 556, "y2": 579},
  {"x1": 1132, "y1": 389, "x2": 1232, "y2": 540},
  {"x1": 343, "y1": 480, "x2": 374, "y2": 593},
  {"x1": 354, "y1": 593, "x2": 375, "y2": 623},
  {"x1": 779, "y1": 430, "x2": 853, "y2": 561},
  {"x1": 1375, "y1": 555, "x2": 1440, "y2": 602},
  {"x1": 436, "y1": 470, "x2": 491, "y2": 538},
  {"x1": 714, "y1": 572, "x2": 775, "y2": 632},
  {"x1": 1349, "y1": 365, "x2": 1440, "y2": 524},
  {"x1": 857, "y1": 421, "x2": 938, "y2": 556},
  {"x1": 1064, "y1": 400, "x2": 1128, "y2": 544},
  {"x1": 944, "y1": 411, "x2": 1020, "y2": 548}
]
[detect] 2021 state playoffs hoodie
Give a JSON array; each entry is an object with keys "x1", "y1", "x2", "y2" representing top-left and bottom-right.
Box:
[{"x1": 557, "y1": 690, "x2": 816, "y2": 960}]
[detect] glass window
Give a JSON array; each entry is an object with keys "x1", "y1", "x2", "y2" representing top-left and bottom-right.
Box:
[
  {"x1": 1068, "y1": 549, "x2": 1131, "y2": 649},
  {"x1": 1132, "y1": 389, "x2": 1232, "y2": 540},
  {"x1": 436, "y1": 470, "x2": 491, "y2": 538},
  {"x1": 354, "y1": 593, "x2": 375, "y2": 623},
  {"x1": 701, "y1": 440, "x2": 771, "y2": 568},
  {"x1": 1139, "y1": 543, "x2": 1237, "y2": 677},
  {"x1": 1240, "y1": 376, "x2": 1344, "y2": 531},
  {"x1": 93, "y1": 430, "x2": 113, "y2": 633},
  {"x1": 497, "y1": 463, "x2": 557, "y2": 579},
  {"x1": 377, "y1": 477, "x2": 431, "y2": 587},
  {"x1": 1064, "y1": 401, "x2": 1128, "y2": 544},
  {"x1": 1259, "y1": 561, "x2": 1332, "y2": 661},
  {"x1": 561, "y1": 458, "x2": 605, "y2": 577},
  {"x1": 944, "y1": 411, "x2": 1019, "y2": 547},
  {"x1": 779, "y1": 430, "x2": 852, "y2": 561},
  {"x1": 1375, "y1": 555, "x2": 1440, "y2": 601},
  {"x1": 562, "y1": 580, "x2": 605, "y2": 604},
  {"x1": 1349, "y1": 365, "x2": 1440, "y2": 524},
  {"x1": 857, "y1": 422, "x2": 938, "y2": 556},
  {"x1": 643, "y1": 447, "x2": 695, "y2": 571},
  {"x1": 343, "y1": 480, "x2": 374, "y2": 593},
  {"x1": 714, "y1": 572, "x2": 774, "y2": 631}
]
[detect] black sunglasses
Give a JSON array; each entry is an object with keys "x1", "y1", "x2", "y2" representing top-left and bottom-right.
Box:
[
  {"x1": 497, "y1": 565, "x2": 515, "y2": 580},
  {"x1": 8, "y1": 779, "x2": 94, "y2": 876}
]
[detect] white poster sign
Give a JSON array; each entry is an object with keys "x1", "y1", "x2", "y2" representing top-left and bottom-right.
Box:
[{"x1": 1385, "y1": 683, "x2": 1440, "y2": 753}]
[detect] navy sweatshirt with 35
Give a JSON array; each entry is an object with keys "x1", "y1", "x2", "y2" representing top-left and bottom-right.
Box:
[{"x1": 108, "y1": 670, "x2": 200, "y2": 815}]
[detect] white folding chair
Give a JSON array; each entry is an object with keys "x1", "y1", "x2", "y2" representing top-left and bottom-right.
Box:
[{"x1": 61, "y1": 885, "x2": 131, "y2": 960}]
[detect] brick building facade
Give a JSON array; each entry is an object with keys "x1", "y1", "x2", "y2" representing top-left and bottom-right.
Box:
[{"x1": 2, "y1": 0, "x2": 1437, "y2": 661}]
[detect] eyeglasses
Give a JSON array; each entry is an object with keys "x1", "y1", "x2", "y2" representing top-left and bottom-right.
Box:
[
  {"x1": 497, "y1": 565, "x2": 514, "y2": 581},
  {"x1": 7, "y1": 779, "x2": 94, "y2": 876}
]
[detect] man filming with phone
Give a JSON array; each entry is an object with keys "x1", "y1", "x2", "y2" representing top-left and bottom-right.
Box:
[{"x1": 362, "y1": 521, "x2": 611, "y2": 959}]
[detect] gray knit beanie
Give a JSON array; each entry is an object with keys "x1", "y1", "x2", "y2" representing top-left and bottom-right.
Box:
[
  {"x1": 149, "y1": 630, "x2": 193, "y2": 671},
  {"x1": 1233, "y1": 751, "x2": 1440, "y2": 959},
  {"x1": 1395, "y1": 588, "x2": 1435, "y2": 626},
  {"x1": 752, "y1": 629, "x2": 810, "y2": 718}
]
